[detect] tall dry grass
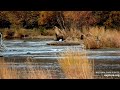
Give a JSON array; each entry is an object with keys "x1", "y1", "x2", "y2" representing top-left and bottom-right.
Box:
[
  {"x1": 54, "y1": 26, "x2": 120, "y2": 49},
  {"x1": 64, "y1": 27, "x2": 81, "y2": 42},
  {"x1": 58, "y1": 49, "x2": 94, "y2": 79},
  {"x1": 24, "y1": 58, "x2": 52, "y2": 79},
  {"x1": 0, "y1": 28, "x2": 55, "y2": 39},
  {"x1": 0, "y1": 58, "x2": 18, "y2": 79},
  {"x1": 0, "y1": 58, "x2": 52, "y2": 79},
  {"x1": 83, "y1": 27, "x2": 120, "y2": 49}
]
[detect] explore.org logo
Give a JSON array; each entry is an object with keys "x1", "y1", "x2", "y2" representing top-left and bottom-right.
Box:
[{"x1": 96, "y1": 71, "x2": 120, "y2": 77}]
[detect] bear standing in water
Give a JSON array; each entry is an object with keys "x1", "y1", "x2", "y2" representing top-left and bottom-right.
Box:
[{"x1": 54, "y1": 26, "x2": 66, "y2": 41}]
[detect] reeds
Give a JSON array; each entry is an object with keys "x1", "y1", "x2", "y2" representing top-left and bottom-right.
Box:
[
  {"x1": 83, "y1": 27, "x2": 120, "y2": 49},
  {"x1": 0, "y1": 58, "x2": 18, "y2": 79},
  {"x1": 0, "y1": 58, "x2": 52, "y2": 79},
  {"x1": 58, "y1": 49, "x2": 94, "y2": 79},
  {"x1": 53, "y1": 26, "x2": 120, "y2": 48}
]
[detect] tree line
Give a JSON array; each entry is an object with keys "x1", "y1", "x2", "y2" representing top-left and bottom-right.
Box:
[{"x1": 0, "y1": 11, "x2": 120, "y2": 30}]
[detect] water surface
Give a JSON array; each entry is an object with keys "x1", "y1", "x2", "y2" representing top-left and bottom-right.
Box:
[
  {"x1": 0, "y1": 39, "x2": 120, "y2": 78},
  {"x1": 1, "y1": 39, "x2": 120, "y2": 60}
]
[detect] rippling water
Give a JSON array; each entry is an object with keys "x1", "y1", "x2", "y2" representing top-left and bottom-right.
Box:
[
  {"x1": 0, "y1": 39, "x2": 120, "y2": 79},
  {"x1": 1, "y1": 39, "x2": 120, "y2": 60}
]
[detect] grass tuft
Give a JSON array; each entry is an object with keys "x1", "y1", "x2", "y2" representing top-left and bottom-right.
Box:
[{"x1": 58, "y1": 49, "x2": 94, "y2": 79}]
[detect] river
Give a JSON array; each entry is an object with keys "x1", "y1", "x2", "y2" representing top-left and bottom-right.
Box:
[{"x1": 0, "y1": 39, "x2": 120, "y2": 79}]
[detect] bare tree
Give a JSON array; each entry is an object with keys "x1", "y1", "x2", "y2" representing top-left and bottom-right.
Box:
[{"x1": 55, "y1": 11, "x2": 67, "y2": 30}]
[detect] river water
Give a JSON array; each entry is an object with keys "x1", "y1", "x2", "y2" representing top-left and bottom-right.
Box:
[
  {"x1": 0, "y1": 39, "x2": 120, "y2": 79},
  {"x1": 1, "y1": 39, "x2": 120, "y2": 60}
]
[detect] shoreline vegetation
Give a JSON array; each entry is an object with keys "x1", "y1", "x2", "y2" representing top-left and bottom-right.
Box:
[
  {"x1": 0, "y1": 49, "x2": 94, "y2": 79},
  {"x1": 0, "y1": 58, "x2": 53, "y2": 79},
  {"x1": 58, "y1": 49, "x2": 94, "y2": 79},
  {"x1": 0, "y1": 28, "x2": 55, "y2": 40},
  {"x1": 1, "y1": 26, "x2": 120, "y2": 49},
  {"x1": 1, "y1": 49, "x2": 119, "y2": 79}
]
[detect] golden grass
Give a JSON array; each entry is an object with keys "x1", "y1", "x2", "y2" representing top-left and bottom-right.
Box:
[
  {"x1": 0, "y1": 58, "x2": 52, "y2": 79},
  {"x1": 53, "y1": 26, "x2": 120, "y2": 48},
  {"x1": 0, "y1": 51, "x2": 95, "y2": 79},
  {"x1": 1, "y1": 26, "x2": 120, "y2": 48},
  {"x1": 0, "y1": 58, "x2": 18, "y2": 79},
  {"x1": 0, "y1": 28, "x2": 55, "y2": 39},
  {"x1": 58, "y1": 49, "x2": 94, "y2": 79},
  {"x1": 83, "y1": 27, "x2": 120, "y2": 49},
  {"x1": 66, "y1": 28, "x2": 81, "y2": 38},
  {"x1": 24, "y1": 58, "x2": 52, "y2": 79},
  {"x1": 42, "y1": 29, "x2": 56, "y2": 36}
]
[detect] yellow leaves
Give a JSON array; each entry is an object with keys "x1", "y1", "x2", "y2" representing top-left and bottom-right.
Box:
[{"x1": 39, "y1": 11, "x2": 55, "y2": 25}]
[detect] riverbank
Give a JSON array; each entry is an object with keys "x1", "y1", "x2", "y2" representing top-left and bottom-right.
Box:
[
  {"x1": 1, "y1": 27, "x2": 120, "y2": 49},
  {"x1": 0, "y1": 28, "x2": 55, "y2": 40},
  {"x1": 1, "y1": 56, "x2": 120, "y2": 79}
]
